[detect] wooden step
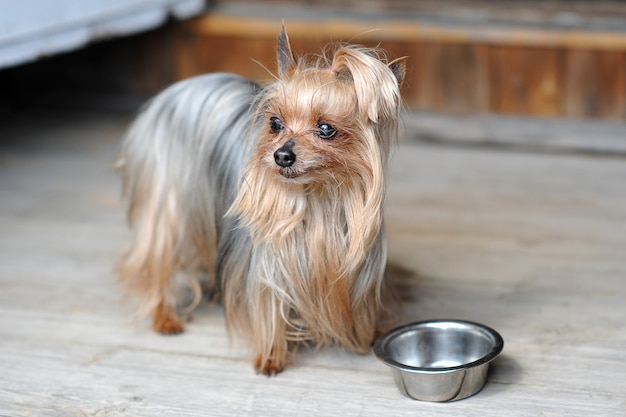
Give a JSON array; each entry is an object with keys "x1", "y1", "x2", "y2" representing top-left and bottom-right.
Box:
[{"x1": 175, "y1": 5, "x2": 626, "y2": 119}]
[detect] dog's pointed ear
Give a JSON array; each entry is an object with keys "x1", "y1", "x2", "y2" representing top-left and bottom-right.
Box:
[
  {"x1": 389, "y1": 57, "x2": 407, "y2": 86},
  {"x1": 277, "y1": 25, "x2": 296, "y2": 78}
]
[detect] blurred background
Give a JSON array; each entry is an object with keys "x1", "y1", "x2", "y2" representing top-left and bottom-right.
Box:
[{"x1": 2, "y1": 0, "x2": 626, "y2": 120}]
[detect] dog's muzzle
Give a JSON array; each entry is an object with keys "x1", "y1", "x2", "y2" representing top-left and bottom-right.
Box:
[{"x1": 274, "y1": 140, "x2": 296, "y2": 168}]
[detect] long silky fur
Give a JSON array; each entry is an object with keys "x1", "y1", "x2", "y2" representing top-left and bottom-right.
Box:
[
  {"x1": 117, "y1": 34, "x2": 404, "y2": 374},
  {"x1": 117, "y1": 74, "x2": 260, "y2": 320}
]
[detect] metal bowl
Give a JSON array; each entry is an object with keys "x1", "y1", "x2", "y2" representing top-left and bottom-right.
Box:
[{"x1": 374, "y1": 319, "x2": 504, "y2": 402}]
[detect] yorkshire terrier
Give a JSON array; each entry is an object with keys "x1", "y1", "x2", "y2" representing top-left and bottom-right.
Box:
[{"x1": 116, "y1": 27, "x2": 405, "y2": 375}]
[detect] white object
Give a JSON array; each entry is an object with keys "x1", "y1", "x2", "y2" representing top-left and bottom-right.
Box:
[{"x1": 0, "y1": 0, "x2": 205, "y2": 68}]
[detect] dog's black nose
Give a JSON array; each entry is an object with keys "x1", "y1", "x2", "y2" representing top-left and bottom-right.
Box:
[{"x1": 274, "y1": 140, "x2": 296, "y2": 168}]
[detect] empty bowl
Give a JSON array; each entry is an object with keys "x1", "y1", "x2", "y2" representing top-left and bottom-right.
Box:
[{"x1": 374, "y1": 319, "x2": 504, "y2": 402}]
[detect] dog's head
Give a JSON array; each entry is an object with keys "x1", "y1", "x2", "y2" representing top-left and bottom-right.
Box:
[{"x1": 254, "y1": 27, "x2": 405, "y2": 184}]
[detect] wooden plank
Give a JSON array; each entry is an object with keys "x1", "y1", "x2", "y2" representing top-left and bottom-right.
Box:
[
  {"x1": 412, "y1": 42, "x2": 492, "y2": 113},
  {"x1": 438, "y1": 43, "x2": 471, "y2": 112},
  {"x1": 490, "y1": 46, "x2": 561, "y2": 116},
  {"x1": 473, "y1": 44, "x2": 491, "y2": 112},
  {"x1": 195, "y1": 35, "x2": 276, "y2": 81},
  {"x1": 564, "y1": 49, "x2": 625, "y2": 119},
  {"x1": 412, "y1": 42, "x2": 442, "y2": 111},
  {"x1": 527, "y1": 48, "x2": 562, "y2": 116},
  {"x1": 436, "y1": 43, "x2": 490, "y2": 113}
]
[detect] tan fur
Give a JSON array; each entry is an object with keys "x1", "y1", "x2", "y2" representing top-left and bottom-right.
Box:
[{"x1": 117, "y1": 28, "x2": 405, "y2": 375}]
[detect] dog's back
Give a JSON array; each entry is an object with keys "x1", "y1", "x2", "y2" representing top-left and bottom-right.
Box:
[{"x1": 116, "y1": 73, "x2": 259, "y2": 332}]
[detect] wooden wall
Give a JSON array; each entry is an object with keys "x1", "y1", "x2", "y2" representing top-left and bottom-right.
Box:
[{"x1": 175, "y1": 12, "x2": 626, "y2": 120}]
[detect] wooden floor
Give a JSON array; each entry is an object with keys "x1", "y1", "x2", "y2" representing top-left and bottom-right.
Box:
[{"x1": 1, "y1": 103, "x2": 625, "y2": 416}]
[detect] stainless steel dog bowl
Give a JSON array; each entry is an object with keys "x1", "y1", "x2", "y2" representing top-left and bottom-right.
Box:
[{"x1": 374, "y1": 320, "x2": 504, "y2": 402}]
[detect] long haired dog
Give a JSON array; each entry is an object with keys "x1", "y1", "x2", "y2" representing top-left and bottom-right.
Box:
[{"x1": 117, "y1": 28, "x2": 405, "y2": 375}]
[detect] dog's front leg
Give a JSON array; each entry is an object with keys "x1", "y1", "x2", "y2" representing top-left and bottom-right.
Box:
[
  {"x1": 250, "y1": 295, "x2": 292, "y2": 376},
  {"x1": 152, "y1": 300, "x2": 184, "y2": 335},
  {"x1": 253, "y1": 345, "x2": 289, "y2": 376}
]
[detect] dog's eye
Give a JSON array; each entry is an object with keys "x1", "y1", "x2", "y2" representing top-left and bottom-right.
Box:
[
  {"x1": 317, "y1": 123, "x2": 337, "y2": 140},
  {"x1": 269, "y1": 117, "x2": 284, "y2": 133}
]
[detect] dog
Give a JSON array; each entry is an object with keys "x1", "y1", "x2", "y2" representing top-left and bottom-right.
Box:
[{"x1": 116, "y1": 27, "x2": 405, "y2": 375}]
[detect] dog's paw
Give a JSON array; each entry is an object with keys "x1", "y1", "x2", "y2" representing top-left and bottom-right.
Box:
[
  {"x1": 152, "y1": 303, "x2": 184, "y2": 335},
  {"x1": 155, "y1": 316, "x2": 184, "y2": 335},
  {"x1": 254, "y1": 355, "x2": 286, "y2": 376}
]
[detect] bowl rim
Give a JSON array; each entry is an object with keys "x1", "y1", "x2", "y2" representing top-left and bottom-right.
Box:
[{"x1": 373, "y1": 319, "x2": 504, "y2": 374}]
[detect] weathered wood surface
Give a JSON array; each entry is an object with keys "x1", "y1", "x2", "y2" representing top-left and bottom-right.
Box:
[{"x1": 1, "y1": 108, "x2": 625, "y2": 416}]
